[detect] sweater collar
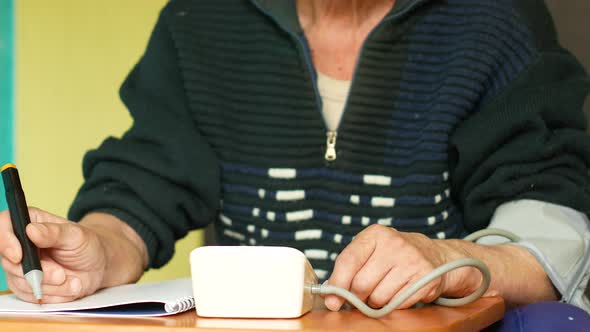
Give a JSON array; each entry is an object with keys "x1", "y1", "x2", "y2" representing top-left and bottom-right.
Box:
[{"x1": 249, "y1": 0, "x2": 432, "y2": 36}]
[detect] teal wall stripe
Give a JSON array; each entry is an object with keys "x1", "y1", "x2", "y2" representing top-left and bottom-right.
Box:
[{"x1": 0, "y1": 0, "x2": 14, "y2": 290}]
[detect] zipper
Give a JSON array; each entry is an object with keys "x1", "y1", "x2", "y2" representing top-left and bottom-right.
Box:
[
  {"x1": 298, "y1": 36, "x2": 333, "y2": 162},
  {"x1": 249, "y1": 0, "x2": 427, "y2": 162},
  {"x1": 320, "y1": 0, "x2": 426, "y2": 162},
  {"x1": 325, "y1": 131, "x2": 337, "y2": 161}
]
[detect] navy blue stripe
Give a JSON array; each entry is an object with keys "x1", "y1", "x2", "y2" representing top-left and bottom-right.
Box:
[
  {"x1": 222, "y1": 202, "x2": 455, "y2": 228},
  {"x1": 385, "y1": 0, "x2": 537, "y2": 163},
  {"x1": 219, "y1": 209, "x2": 460, "y2": 240},
  {"x1": 221, "y1": 163, "x2": 448, "y2": 186},
  {"x1": 386, "y1": 131, "x2": 448, "y2": 142},
  {"x1": 384, "y1": 139, "x2": 446, "y2": 150},
  {"x1": 383, "y1": 153, "x2": 447, "y2": 166}
]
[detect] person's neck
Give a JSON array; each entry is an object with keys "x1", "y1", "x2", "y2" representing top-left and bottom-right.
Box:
[
  {"x1": 297, "y1": 0, "x2": 395, "y2": 30},
  {"x1": 296, "y1": 0, "x2": 396, "y2": 80}
]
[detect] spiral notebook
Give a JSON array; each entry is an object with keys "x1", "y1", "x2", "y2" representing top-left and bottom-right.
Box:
[{"x1": 0, "y1": 278, "x2": 194, "y2": 317}]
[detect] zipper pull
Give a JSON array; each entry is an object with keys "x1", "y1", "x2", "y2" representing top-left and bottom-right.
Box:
[{"x1": 325, "y1": 131, "x2": 338, "y2": 161}]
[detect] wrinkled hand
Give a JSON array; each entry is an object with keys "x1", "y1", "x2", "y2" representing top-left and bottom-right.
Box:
[
  {"x1": 0, "y1": 208, "x2": 110, "y2": 303},
  {"x1": 324, "y1": 224, "x2": 481, "y2": 311}
]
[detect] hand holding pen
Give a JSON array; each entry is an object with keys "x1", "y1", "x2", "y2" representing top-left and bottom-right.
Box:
[
  {"x1": 0, "y1": 164, "x2": 144, "y2": 304},
  {"x1": 2, "y1": 164, "x2": 43, "y2": 303}
]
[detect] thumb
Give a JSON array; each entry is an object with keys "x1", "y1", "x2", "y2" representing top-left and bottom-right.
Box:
[{"x1": 26, "y1": 222, "x2": 86, "y2": 250}]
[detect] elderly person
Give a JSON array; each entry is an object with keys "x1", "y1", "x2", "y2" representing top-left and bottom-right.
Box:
[{"x1": 1, "y1": 0, "x2": 589, "y2": 329}]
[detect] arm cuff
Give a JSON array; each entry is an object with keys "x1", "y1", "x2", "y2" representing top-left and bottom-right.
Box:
[{"x1": 479, "y1": 199, "x2": 590, "y2": 311}]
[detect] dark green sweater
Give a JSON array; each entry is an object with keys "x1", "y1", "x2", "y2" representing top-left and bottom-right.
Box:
[{"x1": 69, "y1": 0, "x2": 590, "y2": 279}]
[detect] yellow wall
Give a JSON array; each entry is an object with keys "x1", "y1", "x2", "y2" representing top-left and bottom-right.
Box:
[{"x1": 15, "y1": 0, "x2": 202, "y2": 283}]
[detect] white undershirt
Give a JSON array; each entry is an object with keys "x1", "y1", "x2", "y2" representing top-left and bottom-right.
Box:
[
  {"x1": 316, "y1": 72, "x2": 351, "y2": 131},
  {"x1": 316, "y1": 71, "x2": 590, "y2": 307}
]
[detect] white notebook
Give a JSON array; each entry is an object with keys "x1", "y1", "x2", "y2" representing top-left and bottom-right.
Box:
[{"x1": 0, "y1": 278, "x2": 194, "y2": 317}]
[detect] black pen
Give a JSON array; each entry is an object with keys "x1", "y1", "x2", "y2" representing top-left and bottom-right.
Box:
[{"x1": 2, "y1": 163, "x2": 43, "y2": 304}]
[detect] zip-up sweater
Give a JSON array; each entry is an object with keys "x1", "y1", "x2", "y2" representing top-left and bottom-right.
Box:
[{"x1": 69, "y1": 0, "x2": 590, "y2": 279}]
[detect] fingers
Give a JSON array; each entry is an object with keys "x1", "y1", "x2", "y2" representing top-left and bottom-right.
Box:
[
  {"x1": 326, "y1": 226, "x2": 448, "y2": 312},
  {"x1": 26, "y1": 222, "x2": 86, "y2": 251},
  {"x1": 0, "y1": 209, "x2": 22, "y2": 264},
  {"x1": 389, "y1": 277, "x2": 441, "y2": 309},
  {"x1": 366, "y1": 267, "x2": 414, "y2": 309},
  {"x1": 6, "y1": 275, "x2": 83, "y2": 304},
  {"x1": 325, "y1": 237, "x2": 376, "y2": 311},
  {"x1": 1, "y1": 207, "x2": 91, "y2": 304},
  {"x1": 2, "y1": 257, "x2": 66, "y2": 286},
  {"x1": 0, "y1": 207, "x2": 69, "y2": 265},
  {"x1": 367, "y1": 265, "x2": 443, "y2": 309},
  {"x1": 348, "y1": 251, "x2": 395, "y2": 305},
  {"x1": 27, "y1": 207, "x2": 69, "y2": 225},
  {"x1": 365, "y1": 271, "x2": 442, "y2": 310},
  {"x1": 365, "y1": 269, "x2": 405, "y2": 309},
  {"x1": 368, "y1": 263, "x2": 441, "y2": 309}
]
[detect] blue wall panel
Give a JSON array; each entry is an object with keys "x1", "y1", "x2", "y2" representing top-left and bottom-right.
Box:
[{"x1": 0, "y1": 0, "x2": 14, "y2": 290}]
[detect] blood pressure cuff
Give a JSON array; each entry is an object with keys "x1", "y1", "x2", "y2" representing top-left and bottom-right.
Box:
[{"x1": 478, "y1": 199, "x2": 590, "y2": 312}]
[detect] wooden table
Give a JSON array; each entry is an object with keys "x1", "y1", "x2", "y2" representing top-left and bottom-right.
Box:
[{"x1": 0, "y1": 296, "x2": 504, "y2": 332}]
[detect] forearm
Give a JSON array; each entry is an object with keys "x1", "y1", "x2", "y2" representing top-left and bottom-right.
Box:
[
  {"x1": 80, "y1": 212, "x2": 148, "y2": 288},
  {"x1": 437, "y1": 239, "x2": 559, "y2": 307}
]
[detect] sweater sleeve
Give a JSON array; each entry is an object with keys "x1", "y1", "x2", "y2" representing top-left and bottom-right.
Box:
[
  {"x1": 448, "y1": 1, "x2": 590, "y2": 233},
  {"x1": 68, "y1": 3, "x2": 221, "y2": 268}
]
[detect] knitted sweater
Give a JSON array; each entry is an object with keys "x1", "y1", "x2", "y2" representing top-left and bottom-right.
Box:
[{"x1": 69, "y1": 0, "x2": 590, "y2": 279}]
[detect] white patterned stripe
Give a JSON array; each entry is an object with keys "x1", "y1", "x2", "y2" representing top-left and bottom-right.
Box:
[
  {"x1": 371, "y1": 197, "x2": 396, "y2": 207},
  {"x1": 428, "y1": 216, "x2": 436, "y2": 225},
  {"x1": 286, "y1": 209, "x2": 314, "y2": 222},
  {"x1": 219, "y1": 214, "x2": 232, "y2": 226},
  {"x1": 276, "y1": 190, "x2": 306, "y2": 201},
  {"x1": 246, "y1": 207, "x2": 449, "y2": 226},
  {"x1": 266, "y1": 211, "x2": 276, "y2": 221},
  {"x1": 268, "y1": 168, "x2": 296, "y2": 179},
  {"x1": 361, "y1": 217, "x2": 370, "y2": 226},
  {"x1": 223, "y1": 229, "x2": 245, "y2": 241},
  {"x1": 264, "y1": 168, "x2": 450, "y2": 186},
  {"x1": 341, "y1": 215, "x2": 352, "y2": 224},
  {"x1": 304, "y1": 249, "x2": 329, "y2": 260},
  {"x1": 378, "y1": 218, "x2": 392, "y2": 226},
  {"x1": 363, "y1": 175, "x2": 392, "y2": 186},
  {"x1": 246, "y1": 208, "x2": 451, "y2": 227},
  {"x1": 253, "y1": 186, "x2": 450, "y2": 206},
  {"x1": 295, "y1": 229, "x2": 323, "y2": 241}
]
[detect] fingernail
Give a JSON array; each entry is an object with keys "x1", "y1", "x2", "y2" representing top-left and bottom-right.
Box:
[{"x1": 70, "y1": 278, "x2": 82, "y2": 295}]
